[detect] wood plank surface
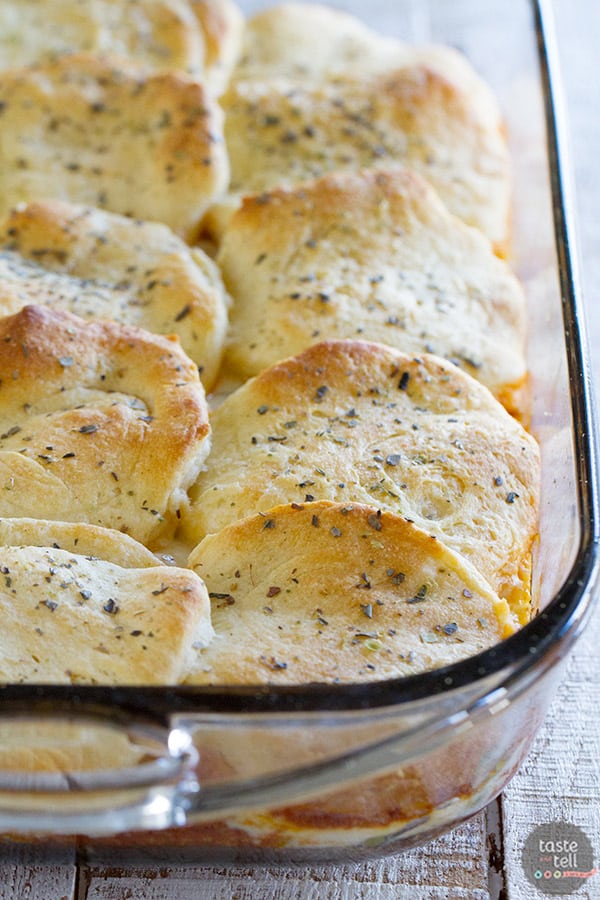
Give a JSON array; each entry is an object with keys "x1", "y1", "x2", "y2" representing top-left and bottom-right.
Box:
[{"x1": 0, "y1": 843, "x2": 76, "y2": 900}]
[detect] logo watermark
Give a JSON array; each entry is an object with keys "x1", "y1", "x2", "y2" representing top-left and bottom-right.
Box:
[{"x1": 521, "y1": 822, "x2": 598, "y2": 895}]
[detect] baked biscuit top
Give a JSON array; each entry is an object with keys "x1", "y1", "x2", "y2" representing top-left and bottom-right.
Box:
[
  {"x1": 0, "y1": 53, "x2": 229, "y2": 238},
  {"x1": 185, "y1": 340, "x2": 539, "y2": 623},
  {"x1": 0, "y1": 305, "x2": 211, "y2": 547},
  {"x1": 187, "y1": 501, "x2": 517, "y2": 684},
  {"x1": 219, "y1": 168, "x2": 525, "y2": 412},
  {"x1": 0, "y1": 201, "x2": 230, "y2": 389},
  {"x1": 0, "y1": 541, "x2": 213, "y2": 684},
  {"x1": 222, "y1": 58, "x2": 509, "y2": 250},
  {"x1": 0, "y1": 0, "x2": 243, "y2": 93}
]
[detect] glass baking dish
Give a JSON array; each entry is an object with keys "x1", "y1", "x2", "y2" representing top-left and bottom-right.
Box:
[{"x1": 0, "y1": 0, "x2": 597, "y2": 864}]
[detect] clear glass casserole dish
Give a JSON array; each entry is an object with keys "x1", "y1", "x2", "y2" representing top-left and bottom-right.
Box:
[{"x1": 0, "y1": 0, "x2": 597, "y2": 864}]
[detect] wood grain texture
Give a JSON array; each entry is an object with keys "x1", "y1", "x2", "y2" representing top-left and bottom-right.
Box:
[
  {"x1": 84, "y1": 883, "x2": 486, "y2": 900},
  {"x1": 0, "y1": 843, "x2": 76, "y2": 900}
]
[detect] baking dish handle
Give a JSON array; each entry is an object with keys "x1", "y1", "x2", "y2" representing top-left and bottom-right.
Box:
[
  {"x1": 0, "y1": 662, "x2": 536, "y2": 838},
  {"x1": 0, "y1": 714, "x2": 199, "y2": 836}
]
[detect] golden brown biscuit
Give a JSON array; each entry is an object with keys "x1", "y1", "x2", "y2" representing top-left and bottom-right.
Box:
[
  {"x1": 190, "y1": 0, "x2": 244, "y2": 94},
  {"x1": 234, "y1": 1, "x2": 401, "y2": 82},
  {"x1": 0, "y1": 53, "x2": 228, "y2": 240},
  {"x1": 0, "y1": 0, "x2": 243, "y2": 92},
  {"x1": 184, "y1": 341, "x2": 540, "y2": 622},
  {"x1": 0, "y1": 517, "x2": 162, "y2": 568},
  {"x1": 234, "y1": 3, "x2": 501, "y2": 147},
  {"x1": 218, "y1": 168, "x2": 525, "y2": 411},
  {"x1": 218, "y1": 59, "x2": 509, "y2": 250},
  {"x1": 0, "y1": 305, "x2": 210, "y2": 548},
  {"x1": 0, "y1": 543, "x2": 213, "y2": 684},
  {"x1": 186, "y1": 501, "x2": 517, "y2": 684},
  {"x1": 0, "y1": 201, "x2": 230, "y2": 389},
  {"x1": 234, "y1": 1, "x2": 494, "y2": 94}
]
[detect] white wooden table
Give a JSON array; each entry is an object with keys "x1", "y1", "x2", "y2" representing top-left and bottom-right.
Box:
[{"x1": 0, "y1": 1, "x2": 598, "y2": 897}]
